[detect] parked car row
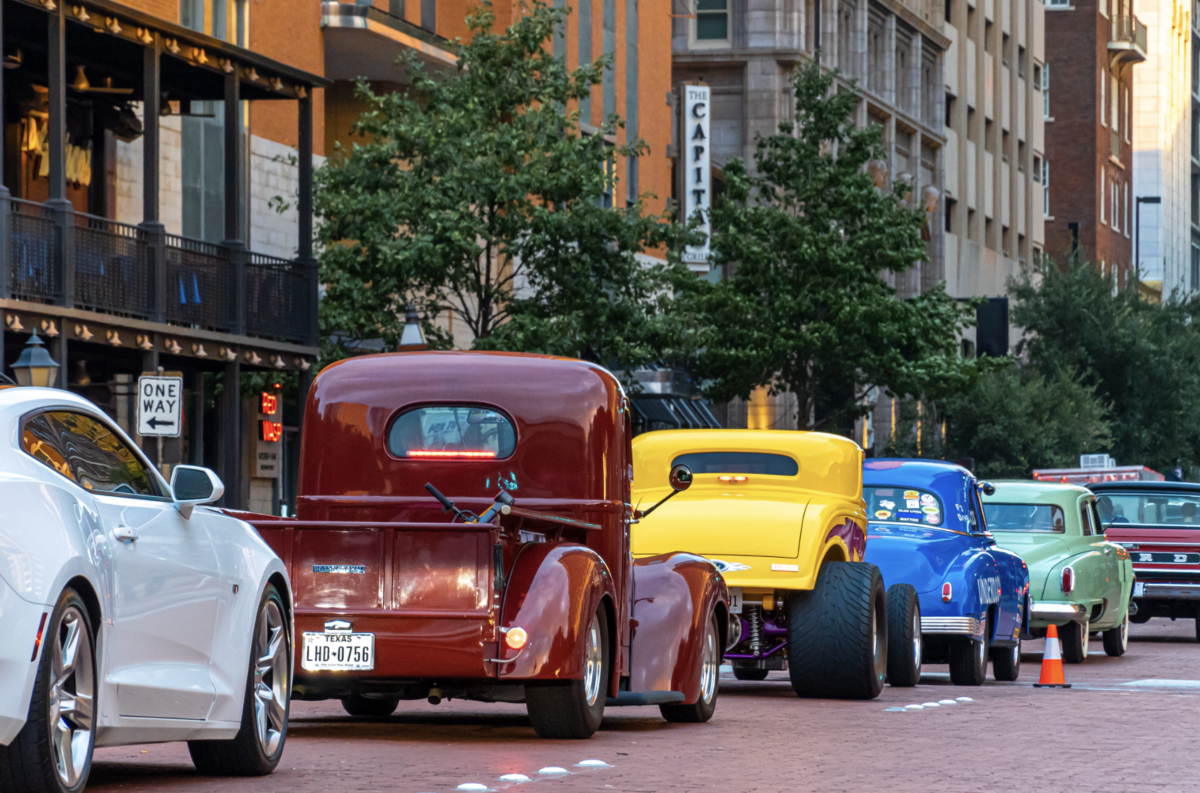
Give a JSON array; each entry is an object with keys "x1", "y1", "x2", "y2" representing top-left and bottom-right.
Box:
[{"x1": 0, "y1": 352, "x2": 1175, "y2": 793}]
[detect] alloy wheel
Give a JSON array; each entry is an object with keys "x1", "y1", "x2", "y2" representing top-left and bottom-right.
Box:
[
  {"x1": 253, "y1": 599, "x2": 288, "y2": 757},
  {"x1": 583, "y1": 613, "x2": 603, "y2": 707},
  {"x1": 49, "y1": 606, "x2": 94, "y2": 789},
  {"x1": 911, "y1": 610, "x2": 922, "y2": 671}
]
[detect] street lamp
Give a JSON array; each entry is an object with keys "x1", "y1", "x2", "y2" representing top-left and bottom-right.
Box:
[
  {"x1": 11, "y1": 331, "x2": 60, "y2": 387},
  {"x1": 1135, "y1": 195, "x2": 1162, "y2": 282},
  {"x1": 397, "y1": 303, "x2": 428, "y2": 352}
]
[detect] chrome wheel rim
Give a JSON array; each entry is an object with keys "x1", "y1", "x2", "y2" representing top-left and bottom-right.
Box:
[
  {"x1": 976, "y1": 635, "x2": 987, "y2": 670},
  {"x1": 49, "y1": 606, "x2": 94, "y2": 789},
  {"x1": 1080, "y1": 621, "x2": 1090, "y2": 659},
  {"x1": 1121, "y1": 613, "x2": 1129, "y2": 651},
  {"x1": 583, "y1": 614, "x2": 603, "y2": 707},
  {"x1": 253, "y1": 599, "x2": 288, "y2": 757},
  {"x1": 912, "y1": 609, "x2": 922, "y2": 671},
  {"x1": 872, "y1": 597, "x2": 885, "y2": 680},
  {"x1": 1012, "y1": 642, "x2": 1020, "y2": 665},
  {"x1": 699, "y1": 620, "x2": 719, "y2": 704}
]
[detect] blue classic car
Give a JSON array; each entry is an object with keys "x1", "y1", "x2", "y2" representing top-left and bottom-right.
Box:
[{"x1": 863, "y1": 459, "x2": 1030, "y2": 686}]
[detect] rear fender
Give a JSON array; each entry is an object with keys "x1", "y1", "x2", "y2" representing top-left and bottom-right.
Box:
[
  {"x1": 498, "y1": 542, "x2": 617, "y2": 685},
  {"x1": 629, "y1": 553, "x2": 728, "y2": 703}
]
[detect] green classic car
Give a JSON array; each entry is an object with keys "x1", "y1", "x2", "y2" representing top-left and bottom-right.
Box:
[{"x1": 982, "y1": 481, "x2": 1135, "y2": 663}]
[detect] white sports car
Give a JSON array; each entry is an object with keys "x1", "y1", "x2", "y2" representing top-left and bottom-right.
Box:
[{"x1": 0, "y1": 384, "x2": 292, "y2": 793}]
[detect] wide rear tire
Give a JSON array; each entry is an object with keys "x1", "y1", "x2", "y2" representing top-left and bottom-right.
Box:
[
  {"x1": 1061, "y1": 620, "x2": 1089, "y2": 664},
  {"x1": 0, "y1": 588, "x2": 96, "y2": 793},
  {"x1": 189, "y1": 584, "x2": 290, "y2": 776},
  {"x1": 340, "y1": 695, "x2": 400, "y2": 717},
  {"x1": 1103, "y1": 611, "x2": 1129, "y2": 657},
  {"x1": 786, "y1": 561, "x2": 886, "y2": 700},
  {"x1": 660, "y1": 613, "x2": 720, "y2": 723},
  {"x1": 526, "y1": 607, "x2": 608, "y2": 739},
  {"x1": 885, "y1": 584, "x2": 921, "y2": 688}
]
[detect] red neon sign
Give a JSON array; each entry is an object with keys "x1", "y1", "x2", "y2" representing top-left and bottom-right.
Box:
[
  {"x1": 261, "y1": 392, "x2": 279, "y2": 415},
  {"x1": 261, "y1": 420, "x2": 282, "y2": 442}
]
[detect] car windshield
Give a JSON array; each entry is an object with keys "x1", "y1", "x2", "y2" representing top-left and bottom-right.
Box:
[
  {"x1": 863, "y1": 486, "x2": 945, "y2": 527},
  {"x1": 387, "y1": 406, "x2": 516, "y2": 459},
  {"x1": 670, "y1": 452, "x2": 799, "y2": 476},
  {"x1": 1095, "y1": 492, "x2": 1200, "y2": 527},
  {"x1": 982, "y1": 503, "x2": 1066, "y2": 533}
]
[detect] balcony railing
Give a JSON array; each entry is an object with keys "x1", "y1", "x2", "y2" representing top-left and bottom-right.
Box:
[
  {"x1": 2, "y1": 197, "x2": 315, "y2": 347},
  {"x1": 1110, "y1": 15, "x2": 1148, "y2": 64}
]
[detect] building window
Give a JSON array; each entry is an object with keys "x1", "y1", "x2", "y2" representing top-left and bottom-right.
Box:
[
  {"x1": 694, "y1": 0, "x2": 730, "y2": 42},
  {"x1": 1042, "y1": 64, "x2": 1050, "y2": 119},
  {"x1": 1100, "y1": 69, "x2": 1106, "y2": 127},
  {"x1": 1125, "y1": 88, "x2": 1131, "y2": 142},
  {"x1": 1126, "y1": 183, "x2": 1131, "y2": 237},
  {"x1": 946, "y1": 93, "x2": 955, "y2": 128},
  {"x1": 1112, "y1": 181, "x2": 1119, "y2": 231},
  {"x1": 1100, "y1": 166, "x2": 1106, "y2": 223},
  {"x1": 1192, "y1": 244, "x2": 1200, "y2": 291},
  {"x1": 1042, "y1": 159, "x2": 1049, "y2": 217},
  {"x1": 1111, "y1": 75, "x2": 1119, "y2": 137},
  {"x1": 1045, "y1": 0, "x2": 1070, "y2": 8}
]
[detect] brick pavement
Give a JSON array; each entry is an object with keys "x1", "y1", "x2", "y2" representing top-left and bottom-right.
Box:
[{"x1": 88, "y1": 619, "x2": 1200, "y2": 793}]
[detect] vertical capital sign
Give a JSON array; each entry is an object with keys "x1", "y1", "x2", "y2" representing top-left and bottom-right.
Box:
[
  {"x1": 681, "y1": 82, "x2": 711, "y2": 272},
  {"x1": 136, "y1": 374, "x2": 184, "y2": 438}
]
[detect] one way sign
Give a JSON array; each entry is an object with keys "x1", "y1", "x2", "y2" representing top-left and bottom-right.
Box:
[{"x1": 137, "y1": 374, "x2": 184, "y2": 438}]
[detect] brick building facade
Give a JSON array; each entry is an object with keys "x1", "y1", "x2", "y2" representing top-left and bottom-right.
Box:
[{"x1": 1043, "y1": 0, "x2": 1144, "y2": 280}]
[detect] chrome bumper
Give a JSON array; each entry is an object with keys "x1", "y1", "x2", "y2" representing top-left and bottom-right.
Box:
[
  {"x1": 1029, "y1": 602, "x2": 1087, "y2": 623},
  {"x1": 921, "y1": 616, "x2": 984, "y2": 638},
  {"x1": 1139, "y1": 583, "x2": 1200, "y2": 600}
]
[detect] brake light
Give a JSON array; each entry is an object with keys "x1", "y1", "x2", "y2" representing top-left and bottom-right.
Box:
[
  {"x1": 1062, "y1": 567, "x2": 1074, "y2": 594},
  {"x1": 717, "y1": 475, "x2": 748, "y2": 483},
  {"x1": 504, "y1": 627, "x2": 528, "y2": 650},
  {"x1": 942, "y1": 582, "x2": 952, "y2": 602},
  {"x1": 31, "y1": 613, "x2": 47, "y2": 662},
  {"x1": 408, "y1": 450, "x2": 497, "y2": 459}
]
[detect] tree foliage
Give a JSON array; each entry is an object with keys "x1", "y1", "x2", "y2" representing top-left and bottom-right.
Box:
[
  {"x1": 314, "y1": 0, "x2": 687, "y2": 368},
  {"x1": 685, "y1": 62, "x2": 987, "y2": 431}
]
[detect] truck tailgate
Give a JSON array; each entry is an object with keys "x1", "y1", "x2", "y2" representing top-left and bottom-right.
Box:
[{"x1": 252, "y1": 519, "x2": 498, "y2": 680}]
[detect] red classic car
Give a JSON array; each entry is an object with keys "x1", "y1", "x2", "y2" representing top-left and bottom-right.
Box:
[{"x1": 246, "y1": 351, "x2": 728, "y2": 738}]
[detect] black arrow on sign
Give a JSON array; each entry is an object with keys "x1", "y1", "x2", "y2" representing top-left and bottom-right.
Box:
[{"x1": 146, "y1": 417, "x2": 176, "y2": 429}]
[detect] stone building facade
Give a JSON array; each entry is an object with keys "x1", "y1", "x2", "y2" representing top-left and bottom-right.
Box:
[{"x1": 1043, "y1": 0, "x2": 1144, "y2": 280}]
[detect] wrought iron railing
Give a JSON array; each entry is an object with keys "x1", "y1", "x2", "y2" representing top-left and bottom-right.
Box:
[
  {"x1": 74, "y1": 213, "x2": 151, "y2": 317},
  {"x1": 165, "y1": 234, "x2": 234, "y2": 333},
  {"x1": 246, "y1": 251, "x2": 312, "y2": 344},
  {"x1": 10, "y1": 198, "x2": 59, "y2": 302}
]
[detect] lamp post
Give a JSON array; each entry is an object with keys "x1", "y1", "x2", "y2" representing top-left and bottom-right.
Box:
[
  {"x1": 1135, "y1": 195, "x2": 1162, "y2": 282},
  {"x1": 397, "y1": 303, "x2": 428, "y2": 352},
  {"x1": 11, "y1": 331, "x2": 60, "y2": 387}
]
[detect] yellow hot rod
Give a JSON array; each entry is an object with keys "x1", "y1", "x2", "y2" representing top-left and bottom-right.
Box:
[{"x1": 631, "y1": 430, "x2": 885, "y2": 700}]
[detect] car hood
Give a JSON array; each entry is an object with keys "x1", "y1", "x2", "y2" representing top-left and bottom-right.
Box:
[
  {"x1": 863, "y1": 523, "x2": 969, "y2": 594},
  {"x1": 632, "y1": 492, "x2": 808, "y2": 558},
  {"x1": 991, "y1": 532, "x2": 1071, "y2": 598}
]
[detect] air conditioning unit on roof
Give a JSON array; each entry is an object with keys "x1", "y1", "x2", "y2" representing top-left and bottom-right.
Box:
[{"x1": 1080, "y1": 453, "x2": 1115, "y2": 469}]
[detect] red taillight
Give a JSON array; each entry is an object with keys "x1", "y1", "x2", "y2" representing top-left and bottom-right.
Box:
[
  {"x1": 408, "y1": 450, "x2": 497, "y2": 459},
  {"x1": 1062, "y1": 567, "x2": 1075, "y2": 594},
  {"x1": 31, "y1": 613, "x2": 48, "y2": 662},
  {"x1": 942, "y1": 582, "x2": 952, "y2": 602}
]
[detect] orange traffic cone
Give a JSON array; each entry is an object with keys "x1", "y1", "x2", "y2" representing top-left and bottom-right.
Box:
[{"x1": 1033, "y1": 624, "x2": 1072, "y2": 689}]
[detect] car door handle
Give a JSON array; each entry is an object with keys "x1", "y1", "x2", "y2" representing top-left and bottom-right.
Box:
[{"x1": 112, "y1": 526, "x2": 138, "y2": 543}]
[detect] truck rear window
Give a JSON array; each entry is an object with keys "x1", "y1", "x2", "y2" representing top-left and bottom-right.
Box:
[
  {"x1": 670, "y1": 452, "x2": 798, "y2": 476},
  {"x1": 982, "y1": 503, "x2": 1066, "y2": 533},
  {"x1": 388, "y1": 406, "x2": 516, "y2": 459},
  {"x1": 863, "y1": 486, "x2": 944, "y2": 526},
  {"x1": 1095, "y1": 492, "x2": 1200, "y2": 527}
]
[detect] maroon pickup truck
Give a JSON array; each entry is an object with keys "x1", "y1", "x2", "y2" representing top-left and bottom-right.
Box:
[
  {"x1": 240, "y1": 351, "x2": 728, "y2": 739},
  {"x1": 1090, "y1": 481, "x2": 1200, "y2": 638}
]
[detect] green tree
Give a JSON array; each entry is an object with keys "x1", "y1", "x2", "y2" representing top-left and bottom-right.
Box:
[
  {"x1": 314, "y1": 0, "x2": 687, "y2": 368},
  {"x1": 1010, "y1": 255, "x2": 1200, "y2": 472},
  {"x1": 942, "y1": 365, "x2": 1113, "y2": 479},
  {"x1": 687, "y1": 62, "x2": 987, "y2": 432}
]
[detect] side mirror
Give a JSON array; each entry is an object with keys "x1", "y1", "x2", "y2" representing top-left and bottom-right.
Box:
[
  {"x1": 171, "y1": 465, "x2": 225, "y2": 519},
  {"x1": 979, "y1": 481, "x2": 996, "y2": 496},
  {"x1": 669, "y1": 464, "x2": 694, "y2": 492},
  {"x1": 639, "y1": 464, "x2": 694, "y2": 519}
]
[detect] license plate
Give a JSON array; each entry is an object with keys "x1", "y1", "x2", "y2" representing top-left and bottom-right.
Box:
[
  {"x1": 1131, "y1": 552, "x2": 1200, "y2": 565},
  {"x1": 1135, "y1": 582, "x2": 1146, "y2": 597},
  {"x1": 729, "y1": 587, "x2": 743, "y2": 614},
  {"x1": 302, "y1": 632, "x2": 375, "y2": 671}
]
